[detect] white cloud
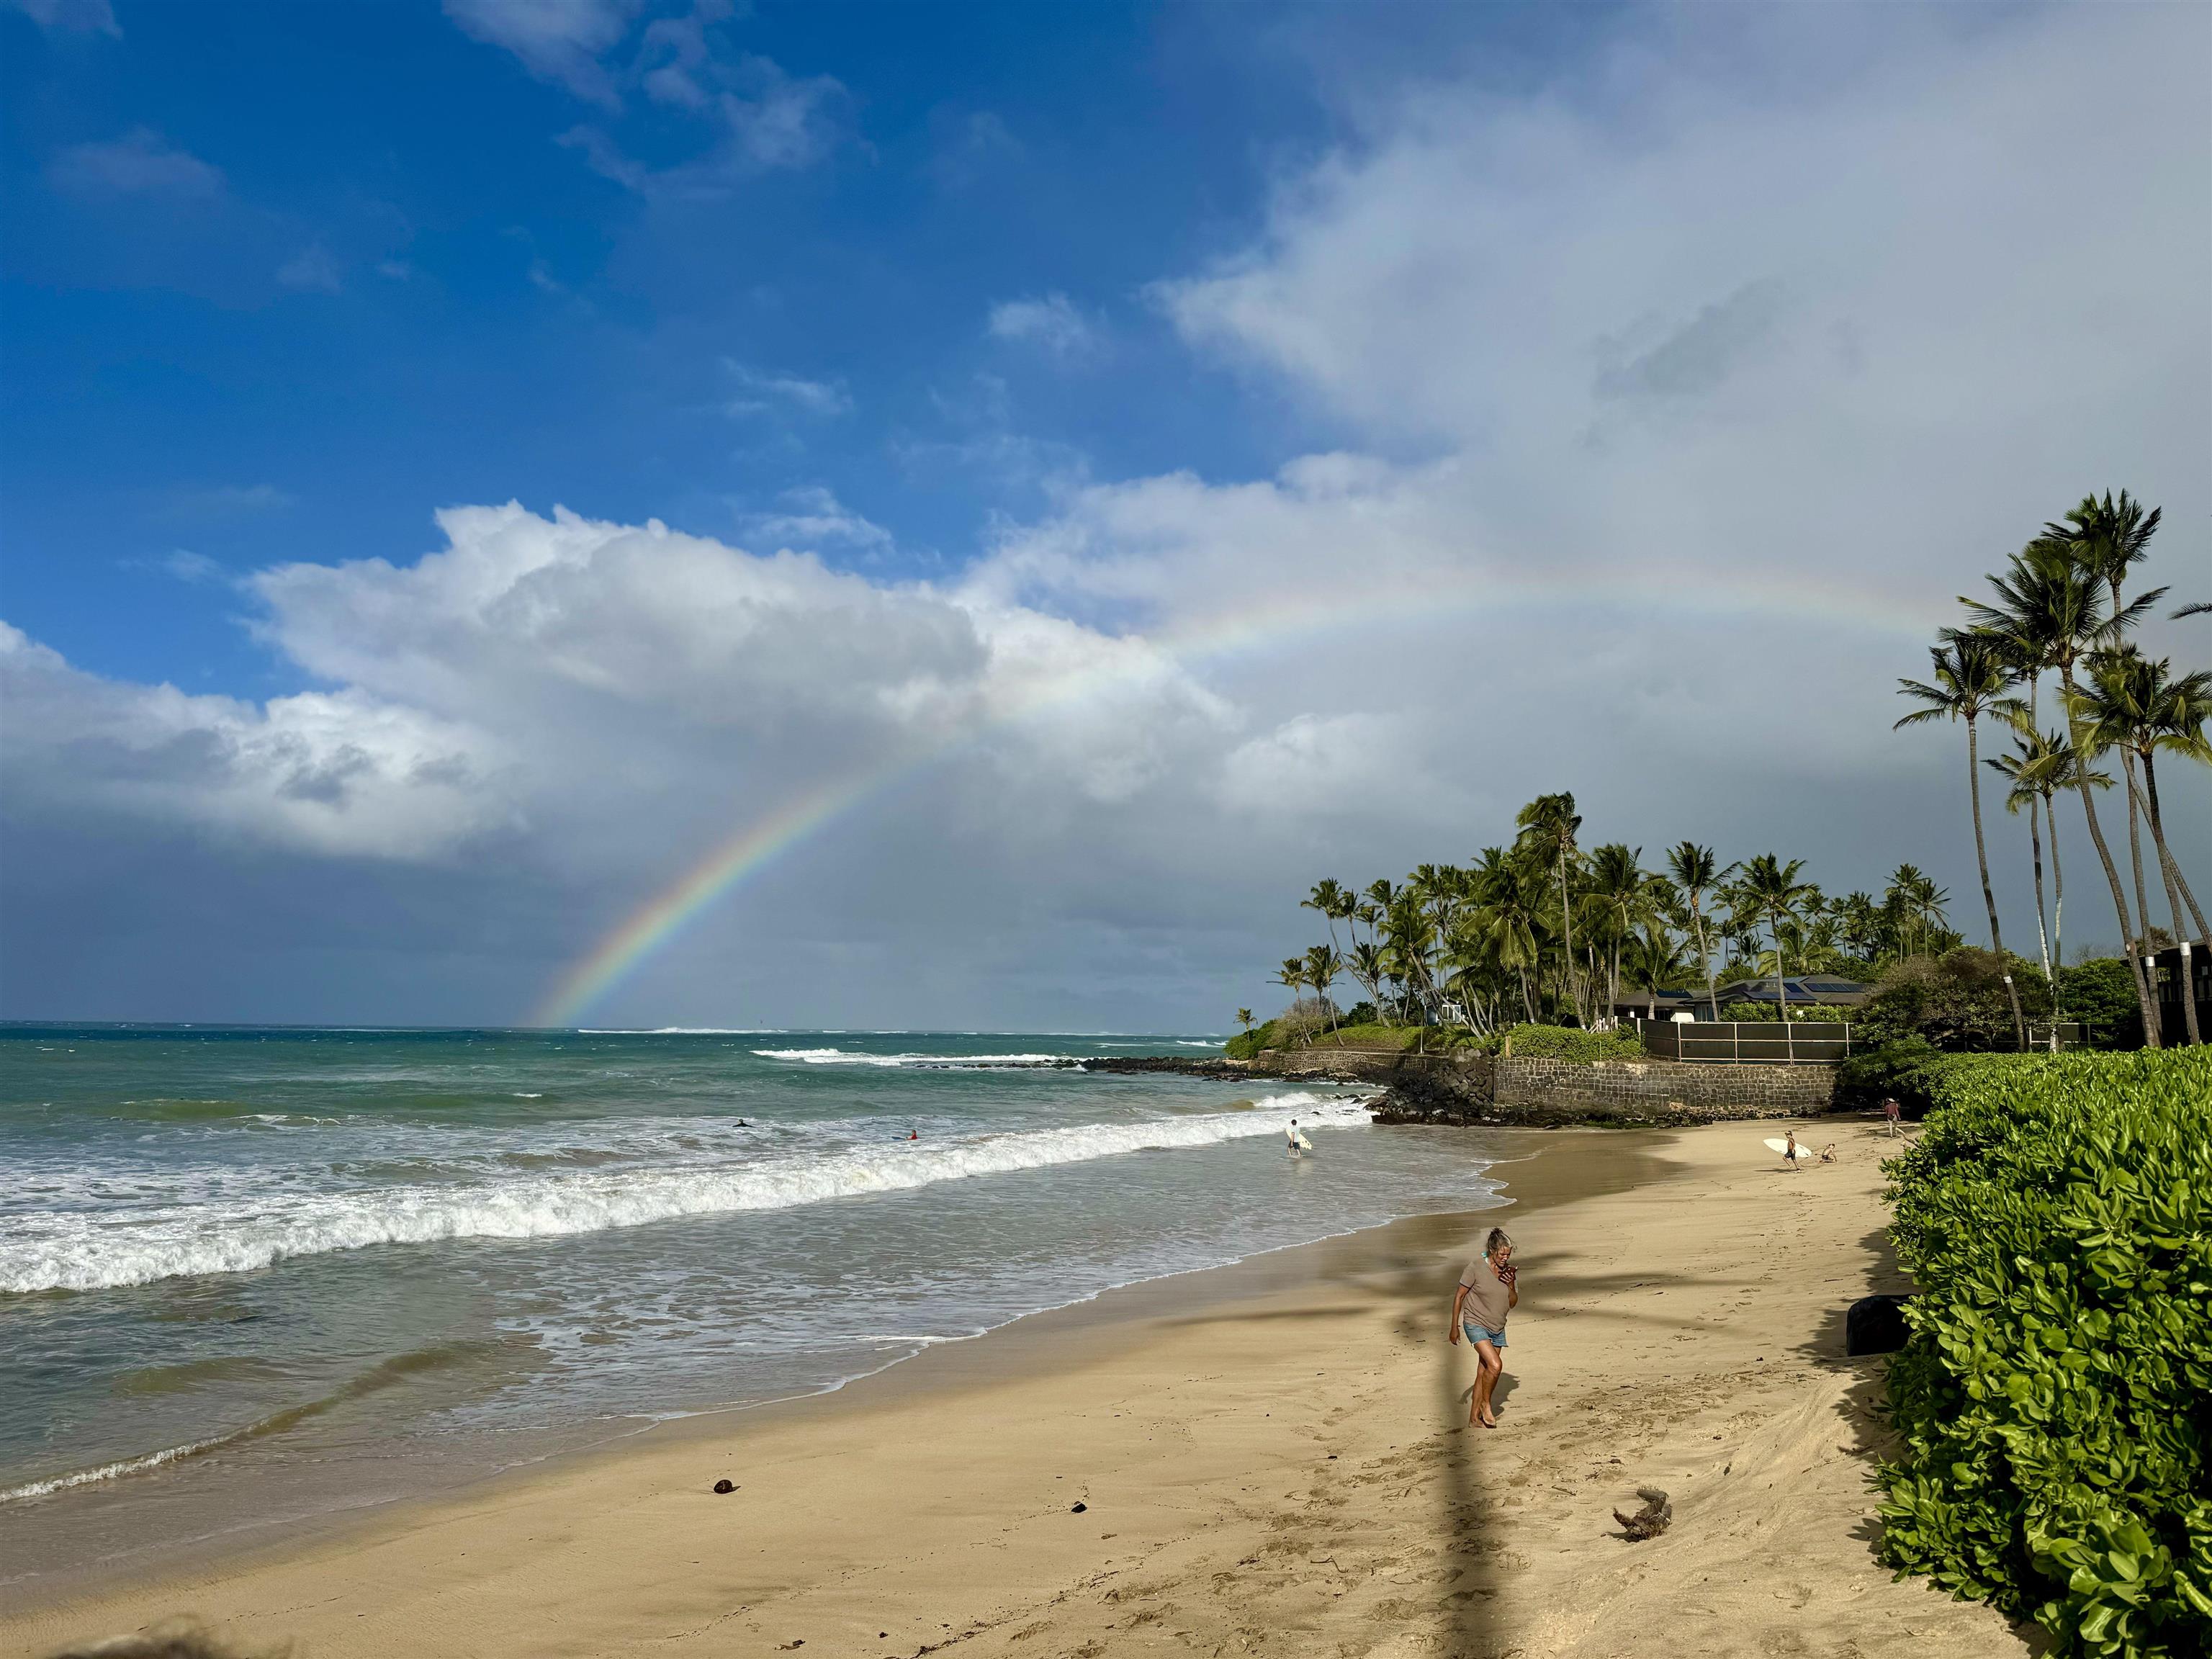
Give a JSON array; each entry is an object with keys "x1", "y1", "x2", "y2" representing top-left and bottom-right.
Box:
[
  {"x1": 987, "y1": 293, "x2": 1100, "y2": 360},
  {"x1": 724, "y1": 360, "x2": 853, "y2": 418},
  {"x1": 0, "y1": 624, "x2": 507, "y2": 860},
  {"x1": 162, "y1": 550, "x2": 223, "y2": 583},
  {"x1": 5, "y1": 0, "x2": 119, "y2": 36},
  {"x1": 745, "y1": 486, "x2": 893, "y2": 553},
  {"x1": 276, "y1": 244, "x2": 343, "y2": 293},
  {"x1": 443, "y1": 0, "x2": 642, "y2": 106},
  {"x1": 48, "y1": 129, "x2": 222, "y2": 199}
]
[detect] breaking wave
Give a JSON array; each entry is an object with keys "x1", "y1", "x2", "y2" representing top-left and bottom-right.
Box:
[
  {"x1": 752, "y1": 1048, "x2": 1080, "y2": 1069},
  {"x1": 1, "y1": 1095, "x2": 1366, "y2": 1295}
]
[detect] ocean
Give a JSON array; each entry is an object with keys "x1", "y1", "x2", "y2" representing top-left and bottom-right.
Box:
[{"x1": 0, "y1": 1026, "x2": 1501, "y2": 1588}]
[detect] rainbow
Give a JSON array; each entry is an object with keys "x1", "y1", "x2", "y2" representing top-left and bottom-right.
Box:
[{"x1": 532, "y1": 568, "x2": 1936, "y2": 1025}]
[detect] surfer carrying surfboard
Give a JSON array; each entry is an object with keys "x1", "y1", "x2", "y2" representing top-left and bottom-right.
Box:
[
  {"x1": 1449, "y1": 1227, "x2": 1518, "y2": 1429},
  {"x1": 1286, "y1": 1118, "x2": 1315, "y2": 1158}
]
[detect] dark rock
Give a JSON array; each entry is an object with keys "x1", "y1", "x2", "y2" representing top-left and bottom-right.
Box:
[
  {"x1": 1071, "y1": 1501, "x2": 1087, "y2": 1513},
  {"x1": 712, "y1": 1478, "x2": 736, "y2": 1494},
  {"x1": 1846, "y1": 1294, "x2": 1915, "y2": 1357}
]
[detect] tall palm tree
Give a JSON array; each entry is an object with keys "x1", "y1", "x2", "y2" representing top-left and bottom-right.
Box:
[
  {"x1": 1737, "y1": 854, "x2": 1813, "y2": 1020},
  {"x1": 1966, "y1": 538, "x2": 2162, "y2": 1045},
  {"x1": 1986, "y1": 727, "x2": 2108, "y2": 1048},
  {"x1": 1897, "y1": 633, "x2": 2026, "y2": 1048},
  {"x1": 1515, "y1": 793, "x2": 1586, "y2": 1026},
  {"x1": 1622, "y1": 925, "x2": 1691, "y2": 1021},
  {"x1": 1277, "y1": 958, "x2": 1308, "y2": 1042},
  {"x1": 1349, "y1": 939, "x2": 1392, "y2": 1025},
  {"x1": 1236, "y1": 1007, "x2": 1255, "y2": 1037},
  {"x1": 1664, "y1": 842, "x2": 1735, "y2": 1022},
  {"x1": 2077, "y1": 652, "x2": 2209, "y2": 1043},
  {"x1": 1583, "y1": 843, "x2": 1656, "y2": 1025},
  {"x1": 1303, "y1": 880, "x2": 1350, "y2": 960},
  {"x1": 2143, "y1": 661, "x2": 2211, "y2": 942},
  {"x1": 1473, "y1": 845, "x2": 1543, "y2": 1025},
  {"x1": 1305, "y1": 943, "x2": 1345, "y2": 1041}
]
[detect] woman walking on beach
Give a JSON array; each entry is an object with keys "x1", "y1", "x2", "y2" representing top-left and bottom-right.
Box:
[{"x1": 1450, "y1": 1227, "x2": 1518, "y2": 1429}]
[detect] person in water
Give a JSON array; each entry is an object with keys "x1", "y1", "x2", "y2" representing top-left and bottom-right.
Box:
[
  {"x1": 1285, "y1": 1118, "x2": 1303, "y2": 1158},
  {"x1": 1449, "y1": 1226, "x2": 1518, "y2": 1429}
]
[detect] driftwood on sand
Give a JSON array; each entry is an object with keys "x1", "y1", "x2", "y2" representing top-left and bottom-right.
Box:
[{"x1": 1613, "y1": 1487, "x2": 1673, "y2": 1541}]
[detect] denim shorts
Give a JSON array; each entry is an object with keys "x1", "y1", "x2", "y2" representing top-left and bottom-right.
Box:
[{"x1": 1463, "y1": 1322, "x2": 1508, "y2": 1349}]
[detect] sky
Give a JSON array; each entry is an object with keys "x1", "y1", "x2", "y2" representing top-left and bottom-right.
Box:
[{"x1": 2, "y1": 0, "x2": 2207, "y2": 1030}]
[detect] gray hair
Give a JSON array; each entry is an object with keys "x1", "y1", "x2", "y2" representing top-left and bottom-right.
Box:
[{"x1": 1484, "y1": 1226, "x2": 1514, "y2": 1254}]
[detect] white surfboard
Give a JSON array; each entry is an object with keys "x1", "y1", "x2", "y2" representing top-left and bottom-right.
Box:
[
  {"x1": 1763, "y1": 1136, "x2": 1812, "y2": 1160},
  {"x1": 1294, "y1": 1130, "x2": 1314, "y2": 1151}
]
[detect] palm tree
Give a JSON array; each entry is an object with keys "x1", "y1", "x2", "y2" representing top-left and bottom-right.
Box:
[
  {"x1": 1622, "y1": 925, "x2": 1691, "y2": 1021},
  {"x1": 2077, "y1": 651, "x2": 2208, "y2": 1043},
  {"x1": 1664, "y1": 842, "x2": 1734, "y2": 1022},
  {"x1": 1305, "y1": 943, "x2": 1345, "y2": 1040},
  {"x1": 1277, "y1": 958, "x2": 1308, "y2": 1043},
  {"x1": 1737, "y1": 855, "x2": 1813, "y2": 1020},
  {"x1": 2143, "y1": 661, "x2": 2212, "y2": 942},
  {"x1": 1897, "y1": 632, "x2": 2026, "y2": 1048},
  {"x1": 1583, "y1": 843, "x2": 1656, "y2": 1025},
  {"x1": 1966, "y1": 538, "x2": 2162, "y2": 1045},
  {"x1": 1515, "y1": 793, "x2": 1587, "y2": 1026},
  {"x1": 1349, "y1": 939, "x2": 1392, "y2": 1026},
  {"x1": 1236, "y1": 1007, "x2": 1255, "y2": 1038},
  {"x1": 1303, "y1": 880, "x2": 1350, "y2": 960}
]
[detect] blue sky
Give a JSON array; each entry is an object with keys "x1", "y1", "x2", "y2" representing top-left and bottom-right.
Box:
[{"x1": 3, "y1": 0, "x2": 2207, "y2": 1027}]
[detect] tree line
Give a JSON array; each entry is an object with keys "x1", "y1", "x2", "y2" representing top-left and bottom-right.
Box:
[
  {"x1": 1255, "y1": 804, "x2": 1964, "y2": 1045},
  {"x1": 1895, "y1": 489, "x2": 2208, "y2": 1048}
]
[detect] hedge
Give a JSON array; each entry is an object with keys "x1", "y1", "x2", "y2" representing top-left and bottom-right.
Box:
[
  {"x1": 1878, "y1": 1050, "x2": 2212, "y2": 1656},
  {"x1": 1500, "y1": 1022, "x2": 1645, "y2": 1062}
]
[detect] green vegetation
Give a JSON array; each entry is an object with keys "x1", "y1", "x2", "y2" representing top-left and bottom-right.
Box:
[
  {"x1": 1251, "y1": 796, "x2": 1967, "y2": 1051},
  {"x1": 1498, "y1": 1023, "x2": 1645, "y2": 1063},
  {"x1": 1877, "y1": 1049, "x2": 2212, "y2": 1655}
]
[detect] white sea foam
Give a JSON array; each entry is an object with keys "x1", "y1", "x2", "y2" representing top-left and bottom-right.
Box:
[
  {"x1": 0, "y1": 1435, "x2": 226, "y2": 1503},
  {"x1": 752, "y1": 1048, "x2": 1079, "y2": 1068},
  {"x1": 1, "y1": 1094, "x2": 1364, "y2": 1295}
]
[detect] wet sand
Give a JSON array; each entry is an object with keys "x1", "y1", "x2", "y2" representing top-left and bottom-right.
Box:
[{"x1": 3, "y1": 1119, "x2": 2028, "y2": 1658}]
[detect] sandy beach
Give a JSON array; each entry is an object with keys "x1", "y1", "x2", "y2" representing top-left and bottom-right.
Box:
[{"x1": 4, "y1": 1118, "x2": 2030, "y2": 1659}]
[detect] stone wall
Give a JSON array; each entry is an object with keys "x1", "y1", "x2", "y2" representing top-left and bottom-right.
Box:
[{"x1": 1493, "y1": 1056, "x2": 1836, "y2": 1123}]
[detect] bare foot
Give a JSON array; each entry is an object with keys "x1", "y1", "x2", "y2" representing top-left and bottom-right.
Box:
[{"x1": 1478, "y1": 1412, "x2": 1497, "y2": 1429}]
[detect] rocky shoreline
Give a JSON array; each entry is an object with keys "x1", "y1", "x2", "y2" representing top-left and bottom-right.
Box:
[{"x1": 1082, "y1": 1048, "x2": 1843, "y2": 1128}]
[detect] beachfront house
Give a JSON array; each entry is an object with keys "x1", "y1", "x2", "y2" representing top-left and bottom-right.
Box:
[{"x1": 1606, "y1": 974, "x2": 1871, "y2": 1024}]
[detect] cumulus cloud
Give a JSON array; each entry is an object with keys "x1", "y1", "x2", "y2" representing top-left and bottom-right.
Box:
[
  {"x1": 48, "y1": 129, "x2": 222, "y2": 199},
  {"x1": 987, "y1": 293, "x2": 1100, "y2": 360},
  {"x1": 0, "y1": 625, "x2": 507, "y2": 860}
]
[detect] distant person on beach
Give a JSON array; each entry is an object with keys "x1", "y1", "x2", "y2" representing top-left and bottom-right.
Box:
[
  {"x1": 1449, "y1": 1226, "x2": 1517, "y2": 1429},
  {"x1": 1785, "y1": 1129, "x2": 1804, "y2": 1171},
  {"x1": 1286, "y1": 1118, "x2": 1302, "y2": 1159},
  {"x1": 1882, "y1": 1097, "x2": 1901, "y2": 1138}
]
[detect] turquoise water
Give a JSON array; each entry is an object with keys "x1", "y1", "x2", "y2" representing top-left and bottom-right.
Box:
[{"x1": 0, "y1": 1026, "x2": 1499, "y2": 1585}]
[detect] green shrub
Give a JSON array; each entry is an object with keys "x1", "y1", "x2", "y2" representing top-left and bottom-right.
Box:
[
  {"x1": 1719, "y1": 1000, "x2": 1783, "y2": 1022},
  {"x1": 1501, "y1": 1023, "x2": 1646, "y2": 1062},
  {"x1": 1835, "y1": 1038, "x2": 1979, "y2": 1113},
  {"x1": 1223, "y1": 1020, "x2": 1277, "y2": 1060},
  {"x1": 2056, "y1": 959, "x2": 2145, "y2": 1051},
  {"x1": 1858, "y1": 948, "x2": 2054, "y2": 1051},
  {"x1": 1877, "y1": 1050, "x2": 2212, "y2": 1657}
]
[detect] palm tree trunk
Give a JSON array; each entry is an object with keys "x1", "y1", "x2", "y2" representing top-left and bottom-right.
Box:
[
  {"x1": 1966, "y1": 717, "x2": 2026, "y2": 1049},
  {"x1": 1772, "y1": 927, "x2": 1790, "y2": 1022},
  {"x1": 2047, "y1": 791, "x2": 2067, "y2": 1036},
  {"x1": 2025, "y1": 801, "x2": 2054, "y2": 1050},
  {"x1": 1556, "y1": 857, "x2": 1583, "y2": 1026},
  {"x1": 2131, "y1": 755, "x2": 2200, "y2": 1044},
  {"x1": 2141, "y1": 750, "x2": 2208, "y2": 940},
  {"x1": 1694, "y1": 905, "x2": 1719, "y2": 1022},
  {"x1": 2062, "y1": 667, "x2": 2160, "y2": 1046}
]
